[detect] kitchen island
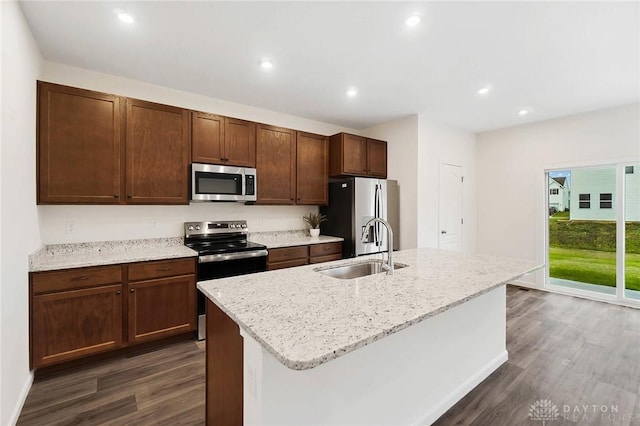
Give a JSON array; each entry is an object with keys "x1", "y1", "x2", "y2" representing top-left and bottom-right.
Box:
[{"x1": 197, "y1": 248, "x2": 542, "y2": 425}]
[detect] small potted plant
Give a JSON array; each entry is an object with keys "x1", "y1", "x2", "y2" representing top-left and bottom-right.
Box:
[{"x1": 303, "y1": 213, "x2": 327, "y2": 238}]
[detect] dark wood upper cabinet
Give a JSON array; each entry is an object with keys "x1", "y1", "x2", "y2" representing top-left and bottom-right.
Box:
[
  {"x1": 329, "y1": 133, "x2": 387, "y2": 178},
  {"x1": 366, "y1": 138, "x2": 388, "y2": 178},
  {"x1": 256, "y1": 124, "x2": 296, "y2": 204},
  {"x1": 192, "y1": 114, "x2": 256, "y2": 167},
  {"x1": 125, "y1": 99, "x2": 191, "y2": 204},
  {"x1": 296, "y1": 132, "x2": 328, "y2": 205},
  {"x1": 192, "y1": 112, "x2": 225, "y2": 164},
  {"x1": 37, "y1": 82, "x2": 122, "y2": 204},
  {"x1": 224, "y1": 118, "x2": 256, "y2": 167}
]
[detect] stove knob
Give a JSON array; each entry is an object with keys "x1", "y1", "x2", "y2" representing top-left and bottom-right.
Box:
[
  {"x1": 188, "y1": 225, "x2": 194, "y2": 231},
  {"x1": 195, "y1": 225, "x2": 201, "y2": 230},
  {"x1": 241, "y1": 224, "x2": 247, "y2": 228}
]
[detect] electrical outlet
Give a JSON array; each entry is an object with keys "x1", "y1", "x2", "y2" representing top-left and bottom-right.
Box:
[{"x1": 64, "y1": 222, "x2": 75, "y2": 235}]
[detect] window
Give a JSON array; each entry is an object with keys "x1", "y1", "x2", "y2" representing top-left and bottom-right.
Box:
[
  {"x1": 550, "y1": 188, "x2": 559, "y2": 195},
  {"x1": 625, "y1": 166, "x2": 634, "y2": 174},
  {"x1": 600, "y1": 193, "x2": 612, "y2": 209},
  {"x1": 579, "y1": 193, "x2": 591, "y2": 209}
]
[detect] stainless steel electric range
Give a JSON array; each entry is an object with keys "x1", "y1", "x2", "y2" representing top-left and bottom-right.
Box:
[{"x1": 184, "y1": 220, "x2": 268, "y2": 340}]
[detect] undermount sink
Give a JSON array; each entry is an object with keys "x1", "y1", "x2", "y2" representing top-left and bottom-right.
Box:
[{"x1": 315, "y1": 260, "x2": 408, "y2": 280}]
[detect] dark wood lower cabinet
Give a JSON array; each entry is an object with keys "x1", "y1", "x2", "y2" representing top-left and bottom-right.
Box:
[
  {"x1": 206, "y1": 300, "x2": 243, "y2": 426},
  {"x1": 267, "y1": 242, "x2": 342, "y2": 271},
  {"x1": 32, "y1": 284, "x2": 123, "y2": 368},
  {"x1": 30, "y1": 258, "x2": 196, "y2": 370},
  {"x1": 128, "y1": 275, "x2": 196, "y2": 344}
]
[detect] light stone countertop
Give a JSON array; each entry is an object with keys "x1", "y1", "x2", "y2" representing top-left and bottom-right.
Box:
[
  {"x1": 29, "y1": 238, "x2": 198, "y2": 272},
  {"x1": 198, "y1": 247, "x2": 543, "y2": 370},
  {"x1": 249, "y1": 230, "x2": 343, "y2": 248}
]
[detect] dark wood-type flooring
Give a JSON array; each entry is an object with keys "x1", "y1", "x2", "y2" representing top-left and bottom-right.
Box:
[{"x1": 18, "y1": 286, "x2": 640, "y2": 425}]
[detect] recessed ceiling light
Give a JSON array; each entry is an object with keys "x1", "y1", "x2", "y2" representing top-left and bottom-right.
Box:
[
  {"x1": 477, "y1": 86, "x2": 491, "y2": 95},
  {"x1": 346, "y1": 87, "x2": 358, "y2": 97},
  {"x1": 117, "y1": 12, "x2": 135, "y2": 24},
  {"x1": 405, "y1": 15, "x2": 421, "y2": 27},
  {"x1": 518, "y1": 109, "x2": 529, "y2": 116},
  {"x1": 260, "y1": 59, "x2": 273, "y2": 70}
]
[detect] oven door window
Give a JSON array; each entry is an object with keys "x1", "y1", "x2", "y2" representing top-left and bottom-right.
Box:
[{"x1": 195, "y1": 172, "x2": 242, "y2": 195}]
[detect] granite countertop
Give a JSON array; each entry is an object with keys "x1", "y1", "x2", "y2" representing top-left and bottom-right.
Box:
[
  {"x1": 198, "y1": 248, "x2": 542, "y2": 371},
  {"x1": 249, "y1": 230, "x2": 343, "y2": 248},
  {"x1": 29, "y1": 238, "x2": 198, "y2": 272}
]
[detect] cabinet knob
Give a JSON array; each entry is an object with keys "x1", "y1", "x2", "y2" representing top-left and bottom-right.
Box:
[
  {"x1": 130, "y1": 288, "x2": 135, "y2": 293},
  {"x1": 114, "y1": 194, "x2": 119, "y2": 198},
  {"x1": 116, "y1": 290, "x2": 121, "y2": 295},
  {"x1": 127, "y1": 194, "x2": 132, "y2": 198}
]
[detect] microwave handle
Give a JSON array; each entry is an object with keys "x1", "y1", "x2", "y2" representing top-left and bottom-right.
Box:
[{"x1": 241, "y1": 171, "x2": 246, "y2": 196}]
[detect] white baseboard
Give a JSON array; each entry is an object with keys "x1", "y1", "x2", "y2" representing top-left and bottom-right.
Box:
[
  {"x1": 413, "y1": 350, "x2": 509, "y2": 426},
  {"x1": 7, "y1": 371, "x2": 33, "y2": 426},
  {"x1": 509, "y1": 280, "x2": 640, "y2": 309}
]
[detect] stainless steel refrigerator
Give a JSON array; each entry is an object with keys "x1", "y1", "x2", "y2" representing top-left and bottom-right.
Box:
[{"x1": 320, "y1": 177, "x2": 399, "y2": 258}]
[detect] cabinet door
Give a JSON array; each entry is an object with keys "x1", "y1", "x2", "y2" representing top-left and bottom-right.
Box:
[
  {"x1": 342, "y1": 134, "x2": 368, "y2": 175},
  {"x1": 37, "y1": 82, "x2": 122, "y2": 204},
  {"x1": 127, "y1": 275, "x2": 196, "y2": 344},
  {"x1": 225, "y1": 118, "x2": 256, "y2": 167},
  {"x1": 125, "y1": 99, "x2": 190, "y2": 204},
  {"x1": 32, "y1": 284, "x2": 123, "y2": 368},
  {"x1": 366, "y1": 138, "x2": 387, "y2": 178},
  {"x1": 256, "y1": 124, "x2": 296, "y2": 204},
  {"x1": 192, "y1": 112, "x2": 225, "y2": 164},
  {"x1": 296, "y1": 132, "x2": 328, "y2": 205}
]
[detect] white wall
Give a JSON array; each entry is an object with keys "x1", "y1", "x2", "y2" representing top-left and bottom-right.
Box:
[
  {"x1": 417, "y1": 116, "x2": 478, "y2": 255},
  {"x1": 477, "y1": 103, "x2": 640, "y2": 287},
  {"x1": 1, "y1": 1, "x2": 42, "y2": 424},
  {"x1": 37, "y1": 62, "x2": 359, "y2": 244},
  {"x1": 364, "y1": 115, "x2": 477, "y2": 255},
  {"x1": 363, "y1": 115, "x2": 419, "y2": 250}
]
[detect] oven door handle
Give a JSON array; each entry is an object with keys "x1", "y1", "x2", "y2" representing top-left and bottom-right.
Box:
[{"x1": 198, "y1": 250, "x2": 269, "y2": 264}]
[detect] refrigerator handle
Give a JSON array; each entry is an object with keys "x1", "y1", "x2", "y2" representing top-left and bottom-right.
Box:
[{"x1": 374, "y1": 184, "x2": 381, "y2": 246}]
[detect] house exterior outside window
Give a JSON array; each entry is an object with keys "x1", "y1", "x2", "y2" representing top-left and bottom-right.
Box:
[
  {"x1": 600, "y1": 193, "x2": 613, "y2": 209},
  {"x1": 579, "y1": 193, "x2": 591, "y2": 209},
  {"x1": 570, "y1": 168, "x2": 640, "y2": 220}
]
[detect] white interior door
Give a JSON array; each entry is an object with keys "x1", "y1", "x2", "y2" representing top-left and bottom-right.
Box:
[{"x1": 439, "y1": 164, "x2": 463, "y2": 251}]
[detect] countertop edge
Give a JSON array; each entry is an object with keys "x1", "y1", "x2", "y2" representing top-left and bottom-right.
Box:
[{"x1": 198, "y1": 264, "x2": 541, "y2": 371}]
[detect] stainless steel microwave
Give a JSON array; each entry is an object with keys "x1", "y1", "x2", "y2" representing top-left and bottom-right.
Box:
[{"x1": 191, "y1": 163, "x2": 257, "y2": 202}]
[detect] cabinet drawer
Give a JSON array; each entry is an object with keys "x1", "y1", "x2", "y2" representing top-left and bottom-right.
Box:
[
  {"x1": 128, "y1": 258, "x2": 195, "y2": 281},
  {"x1": 267, "y1": 258, "x2": 309, "y2": 271},
  {"x1": 309, "y1": 254, "x2": 342, "y2": 264},
  {"x1": 32, "y1": 265, "x2": 122, "y2": 294},
  {"x1": 267, "y1": 246, "x2": 309, "y2": 263},
  {"x1": 309, "y1": 242, "x2": 342, "y2": 258}
]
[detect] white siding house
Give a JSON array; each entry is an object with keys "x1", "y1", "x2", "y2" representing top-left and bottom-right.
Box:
[
  {"x1": 570, "y1": 166, "x2": 640, "y2": 221},
  {"x1": 548, "y1": 176, "x2": 569, "y2": 212}
]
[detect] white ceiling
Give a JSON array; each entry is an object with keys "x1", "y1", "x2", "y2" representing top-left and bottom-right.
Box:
[{"x1": 19, "y1": 1, "x2": 640, "y2": 132}]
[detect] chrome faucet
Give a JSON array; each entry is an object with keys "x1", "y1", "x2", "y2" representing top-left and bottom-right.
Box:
[{"x1": 361, "y1": 218, "x2": 394, "y2": 274}]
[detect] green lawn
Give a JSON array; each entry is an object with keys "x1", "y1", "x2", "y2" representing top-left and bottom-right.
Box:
[{"x1": 549, "y1": 246, "x2": 640, "y2": 291}]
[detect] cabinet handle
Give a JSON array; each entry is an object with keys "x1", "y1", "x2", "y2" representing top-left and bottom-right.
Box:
[
  {"x1": 156, "y1": 267, "x2": 171, "y2": 271},
  {"x1": 116, "y1": 290, "x2": 121, "y2": 295},
  {"x1": 70, "y1": 276, "x2": 90, "y2": 281},
  {"x1": 130, "y1": 288, "x2": 135, "y2": 293}
]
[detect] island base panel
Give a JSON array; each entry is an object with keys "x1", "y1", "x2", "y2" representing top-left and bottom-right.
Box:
[
  {"x1": 242, "y1": 286, "x2": 507, "y2": 425},
  {"x1": 206, "y1": 300, "x2": 243, "y2": 425}
]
